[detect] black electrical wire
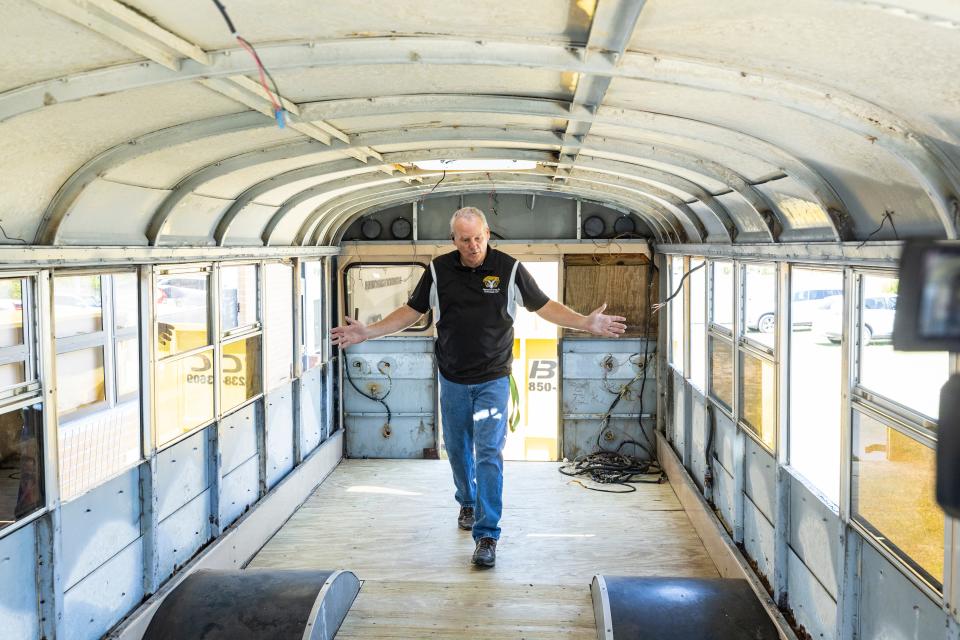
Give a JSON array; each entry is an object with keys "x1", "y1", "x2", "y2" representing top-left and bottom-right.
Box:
[
  {"x1": 857, "y1": 210, "x2": 898, "y2": 249},
  {"x1": 652, "y1": 260, "x2": 704, "y2": 315},
  {"x1": 560, "y1": 254, "x2": 663, "y2": 493},
  {"x1": 343, "y1": 359, "x2": 393, "y2": 425},
  {"x1": 210, "y1": 0, "x2": 285, "y2": 123}
]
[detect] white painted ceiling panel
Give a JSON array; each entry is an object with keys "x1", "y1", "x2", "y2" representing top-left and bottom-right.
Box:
[
  {"x1": 0, "y1": 83, "x2": 245, "y2": 241},
  {"x1": 105, "y1": 126, "x2": 302, "y2": 188},
  {"x1": 256, "y1": 167, "x2": 383, "y2": 207},
  {"x1": 57, "y1": 178, "x2": 165, "y2": 245},
  {"x1": 630, "y1": 0, "x2": 960, "y2": 141},
  {"x1": 0, "y1": 0, "x2": 142, "y2": 92},
  {"x1": 119, "y1": 0, "x2": 592, "y2": 50},
  {"x1": 587, "y1": 122, "x2": 782, "y2": 181},
  {"x1": 158, "y1": 193, "x2": 226, "y2": 244},
  {"x1": 195, "y1": 150, "x2": 348, "y2": 199},
  {"x1": 221, "y1": 202, "x2": 274, "y2": 246}
]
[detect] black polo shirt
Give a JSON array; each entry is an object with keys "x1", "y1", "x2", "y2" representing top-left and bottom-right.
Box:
[{"x1": 407, "y1": 248, "x2": 549, "y2": 384}]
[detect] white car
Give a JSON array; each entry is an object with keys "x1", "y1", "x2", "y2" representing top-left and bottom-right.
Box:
[
  {"x1": 815, "y1": 295, "x2": 897, "y2": 344},
  {"x1": 745, "y1": 288, "x2": 843, "y2": 333}
]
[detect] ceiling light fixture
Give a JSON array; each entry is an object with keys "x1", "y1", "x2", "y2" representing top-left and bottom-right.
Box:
[{"x1": 413, "y1": 159, "x2": 537, "y2": 171}]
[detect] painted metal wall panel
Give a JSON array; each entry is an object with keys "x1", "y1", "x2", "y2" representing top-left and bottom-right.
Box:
[
  {"x1": 265, "y1": 385, "x2": 295, "y2": 488},
  {"x1": 0, "y1": 522, "x2": 40, "y2": 639},
  {"x1": 789, "y1": 474, "x2": 842, "y2": 599},
  {"x1": 713, "y1": 409, "x2": 736, "y2": 476},
  {"x1": 859, "y1": 541, "x2": 945, "y2": 640},
  {"x1": 713, "y1": 463, "x2": 735, "y2": 533},
  {"x1": 343, "y1": 378, "x2": 434, "y2": 415},
  {"x1": 300, "y1": 366, "x2": 324, "y2": 454},
  {"x1": 60, "y1": 468, "x2": 141, "y2": 590},
  {"x1": 744, "y1": 437, "x2": 776, "y2": 522},
  {"x1": 62, "y1": 539, "x2": 144, "y2": 640},
  {"x1": 786, "y1": 548, "x2": 838, "y2": 640},
  {"x1": 345, "y1": 415, "x2": 435, "y2": 459},
  {"x1": 157, "y1": 489, "x2": 213, "y2": 582},
  {"x1": 562, "y1": 417, "x2": 656, "y2": 461},
  {"x1": 344, "y1": 338, "x2": 435, "y2": 459},
  {"x1": 689, "y1": 395, "x2": 707, "y2": 492},
  {"x1": 743, "y1": 496, "x2": 775, "y2": 587},
  {"x1": 155, "y1": 428, "x2": 211, "y2": 521},
  {"x1": 219, "y1": 455, "x2": 259, "y2": 529},
  {"x1": 218, "y1": 402, "x2": 259, "y2": 475}
]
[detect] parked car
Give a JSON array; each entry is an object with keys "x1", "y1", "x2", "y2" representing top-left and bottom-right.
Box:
[
  {"x1": 815, "y1": 294, "x2": 897, "y2": 344},
  {"x1": 745, "y1": 288, "x2": 843, "y2": 333}
]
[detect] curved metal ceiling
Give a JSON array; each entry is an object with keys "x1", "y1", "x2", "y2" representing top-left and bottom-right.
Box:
[{"x1": 0, "y1": 0, "x2": 958, "y2": 248}]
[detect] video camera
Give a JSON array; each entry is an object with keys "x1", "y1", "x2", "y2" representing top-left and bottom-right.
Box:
[{"x1": 893, "y1": 241, "x2": 960, "y2": 517}]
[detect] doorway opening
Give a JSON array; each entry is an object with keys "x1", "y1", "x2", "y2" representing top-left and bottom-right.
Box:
[{"x1": 505, "y1": 261, "x2": 559, "y2": 461}]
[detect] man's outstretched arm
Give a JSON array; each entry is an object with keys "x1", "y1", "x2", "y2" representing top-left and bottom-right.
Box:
[
  {"x1": 535, "y1": 300, "x2": 627, "y2": 338},
  {"x1": 331, "y1": 304, "x2": 424, "y2": 348}
]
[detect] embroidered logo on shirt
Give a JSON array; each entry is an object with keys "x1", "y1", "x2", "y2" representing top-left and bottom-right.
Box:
[{"x1": 482, "y1": 275, "x2": 501, "y2": 293}]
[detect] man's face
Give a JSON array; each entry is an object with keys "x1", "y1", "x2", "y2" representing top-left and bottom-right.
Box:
[{"x1": 452, "y1": 216, "x2": 490, "y2": 268}]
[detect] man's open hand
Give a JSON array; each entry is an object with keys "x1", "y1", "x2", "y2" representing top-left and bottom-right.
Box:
[
  {"x1": 331, "y1": 317, "x2": 370, "y2": 348},
  {"x1": 585, "y1": 303, "x2": 627, "y2": 338}
]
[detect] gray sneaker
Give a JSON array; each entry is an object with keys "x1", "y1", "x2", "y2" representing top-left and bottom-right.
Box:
[
  {"x1": 471, "y1": 537, "x2": 497, "y2": 567},
  {"x1": 457, "y1": 506, "x2": 474, "y2": 530}
]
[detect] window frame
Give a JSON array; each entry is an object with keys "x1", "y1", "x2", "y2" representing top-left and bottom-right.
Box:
[
  {"x1": 52, "y1": 269, "x2": 144, "y2": 501},
  {"x1": 342, "y1": 261, "x2": 431, "y2": 333},
  {"x1": 0, "y1": 273, "x2": 41, "y2": 407},
  {"x1": 736, "y1": 261, "x2": 778, "y2": 453}
]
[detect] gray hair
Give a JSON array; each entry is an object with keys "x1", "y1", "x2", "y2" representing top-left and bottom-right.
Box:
[{"x1": 449, "y1": 207, "x2": 488, "y2": 237}]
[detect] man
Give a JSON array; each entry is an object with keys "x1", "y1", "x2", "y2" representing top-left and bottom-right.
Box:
[{"x1": 331, "y1": 207, "x2": 626, "y2": 567}]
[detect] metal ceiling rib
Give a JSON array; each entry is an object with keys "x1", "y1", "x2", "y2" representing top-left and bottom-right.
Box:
[
  {"x1": 139, "y1": 125, "x2": 776, "y2": 246},
  {"x1": 285, "y1": 167, "x2": 701, "y2": 248},
  {"x1": 37, "y1": 93, "x2": 840, "y2": 245},
  {"x1": 555, "y1": 0, "x2": 648, "y2": 181},
  {"x1": 1, "y1": 1, "x2": 957, "y2": 248}
]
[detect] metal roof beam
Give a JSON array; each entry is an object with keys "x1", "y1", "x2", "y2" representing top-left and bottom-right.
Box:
[
  {"x1": 557, "y1": 0, "x2": 648, "y2": 179},
  {"x1": 30, "y1": 0, "x2": 210, "y2": 71},
  {"x1": 142, "y1": 126, "x2": 767, "y2": 245}
]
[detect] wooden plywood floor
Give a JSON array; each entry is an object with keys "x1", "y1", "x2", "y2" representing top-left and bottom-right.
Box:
[{"x1": 250, "y1": 460, "x2": 719, "y2": 639}]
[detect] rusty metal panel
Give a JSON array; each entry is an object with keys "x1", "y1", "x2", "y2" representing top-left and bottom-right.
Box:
[
  {"x1": 220, "y1": 455, "x2": 259, "y2": 528},
  {"x1": 60, "y1": 467, "x2": 141, "y2": 590},
  {"x1": 714, "y1": 407, "x2": 736, "y2": 475},
  {"x1": 265, "y1": 385, "x2": 295, "y2": 489},
  {"x1": 345, "y1": 415, "x2": 434, "y2": 459},
  {"x1": 714, "y1": 463, "x2": 735, "y2": 533},
  {"x1": 157, "y1": 489, "x2": 213, "y2": 582},
  {"x1": 0, "y1": 522, "x2": 40, "y2": 638},
  {"x1": 300, "y1": 365, "x2": 324, "y2": 455},
  {"x1": 219, "y1": 402, "x2": 258, "y2": 476},
  {"x1": 744, "y1": 437, "x2": 776, "y2": 522},
  {"x1": 744, "y1": 496, "x2": 775, "y2": 586},
  {"x1": 787, "y1": 548, "x2": 838, "y2": 640},
  {"x1": 789, "y1": 474, "x2": 842, "y2": 599},
  {"x1": 156, "y1": 428, "x2": 211, "y2": 521},
  {"x1": 859, "y1": 541, "x2": 945, "y2": 639},
  {"x1": 62, "y1": 538, "x2": 144, "y2": 640}
]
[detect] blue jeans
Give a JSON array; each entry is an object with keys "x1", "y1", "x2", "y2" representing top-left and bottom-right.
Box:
[{"x1": 439, "y1": 373, "x2": 510, "y2": 541}]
